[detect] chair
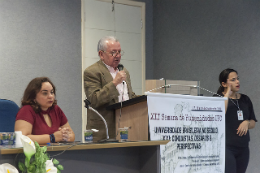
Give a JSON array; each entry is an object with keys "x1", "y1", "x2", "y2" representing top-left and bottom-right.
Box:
[{"x1": 0, "y1": 99, "x2": 19, "y2": 132}]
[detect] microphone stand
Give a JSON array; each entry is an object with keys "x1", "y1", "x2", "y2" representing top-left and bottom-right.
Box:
[
  {"x1": 146, "y1": 83, "x2": 199, "y2": 94},
  {"x1": 84, "y1": 99, "x2": 118, "y2": 143},
  {"x1": 116, "y1": 63, "x2": 126, "y2": 137},
  {"x1": 162, "y1": 84, "x2": 198, "y2": 88}
]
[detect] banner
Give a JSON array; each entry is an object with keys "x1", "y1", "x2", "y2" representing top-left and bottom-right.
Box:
[{"x1": 147, "y1": 92, "x2": 226, "y2": 173}]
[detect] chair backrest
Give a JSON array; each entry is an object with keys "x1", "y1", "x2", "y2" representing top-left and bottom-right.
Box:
[{"x1": 0, "y1": 99, "x2": 20, "y2": 132}]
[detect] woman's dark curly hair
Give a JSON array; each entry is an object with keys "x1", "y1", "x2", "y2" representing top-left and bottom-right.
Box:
[{"x1": 21, "y1": 77, "x2": 57, "y2": 113}]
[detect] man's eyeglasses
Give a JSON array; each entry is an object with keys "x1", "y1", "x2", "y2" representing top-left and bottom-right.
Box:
[{"x1": 102, "y1": 50, "x2": 125, "y2": 57}]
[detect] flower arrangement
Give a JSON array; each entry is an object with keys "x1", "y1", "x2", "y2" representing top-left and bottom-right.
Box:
[{"x1": 17, "y1": 135, "x2": 64, "y2": 173}]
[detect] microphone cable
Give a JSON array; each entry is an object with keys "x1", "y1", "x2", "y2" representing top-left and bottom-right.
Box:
[{"x1": 50, "y1": 142, "x2": 78, "y2": 158}]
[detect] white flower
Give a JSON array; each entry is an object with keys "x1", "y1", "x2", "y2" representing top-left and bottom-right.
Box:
[
  {"x1": 45, "y1": 160, "x2": 57, "y2": 173},
  {"x1": 20, "y1": 135, "x2": 36, "y2": 161},
  {"x1": 0, "y1": 163, "x2": 19, "y2": 173}
]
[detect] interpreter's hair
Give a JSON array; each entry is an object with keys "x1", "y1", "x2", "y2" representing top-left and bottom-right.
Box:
[
  {"x1": 217, "y1": 68, "x2": 238, "y2": 94},
  {"x1": 21, "y1": 77, "x2": 57, "y2": 113},
  {"x1": 97, "y1": 36, "x2": 119, "y2": 52}
]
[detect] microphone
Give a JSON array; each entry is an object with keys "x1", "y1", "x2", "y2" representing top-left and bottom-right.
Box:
[
  {"x1": 84, "y1": 99, "x2": 118, "y2": 143},
  {"x1": 117, "y1": 64, "x2": 124, "y2": 71},
  {"x1": 117, "y1": 64, "x2": 125, "y2": 84}
]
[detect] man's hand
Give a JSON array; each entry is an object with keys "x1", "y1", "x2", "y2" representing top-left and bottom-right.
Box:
[{"x1": 113, "y1": 71, "x2": 126, "y2": 86}]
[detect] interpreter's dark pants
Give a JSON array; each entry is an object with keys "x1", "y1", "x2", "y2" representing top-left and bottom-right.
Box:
[{"x1": 225, "y1": 145, "x2": 249, "y2": 173}]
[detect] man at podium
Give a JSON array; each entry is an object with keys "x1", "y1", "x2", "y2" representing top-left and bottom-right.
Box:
[{"x1": 84, "y1": 36, "x2": 137, "y2": 142}]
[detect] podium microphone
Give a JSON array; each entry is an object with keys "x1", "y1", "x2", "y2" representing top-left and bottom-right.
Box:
[
  {"x1": 117, "y1": 64, "x2": 125, "y2": 84},
  {"x1": 84, "y1": 99, "x2": 118, "y2": 143}
]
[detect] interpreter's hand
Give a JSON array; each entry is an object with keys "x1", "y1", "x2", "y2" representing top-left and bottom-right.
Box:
[
  {"x1": 224, "y1": 79, "x2": 232, "y2": 97},
  {"x1": 237, "y1": 120, "x2": 250, "y2": 136},
  {"x1": 59, "y1": 127, "x2": 71, "y2": 142},
  {"x1": 113, "y1": 71, "x2": 126, "y2": 86}
]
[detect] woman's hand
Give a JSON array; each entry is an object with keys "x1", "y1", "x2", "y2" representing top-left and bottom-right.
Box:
[
  {"x1": 224, "y1": 79, "x2": 232, "y2": 97},
  {"x1": 54, "y1": 128, "x2": 71, "y2": 142},
  {"x1": 59, "y1": 122, "x2": 75, "y2": 142},
  {"x1": 59, "y1": 127, "x2": 72, "y2": 142},
  {"x1": 53, "y1": 130, "x2": 64, "y2": 142},
  {"x1": 223, "y1": 79, "x2": 233, "y2": 113},
  {"x1": 237, "y1": 120, "x2": 250, "y2": 136}
]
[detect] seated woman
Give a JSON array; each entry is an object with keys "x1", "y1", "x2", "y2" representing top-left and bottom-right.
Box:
[{"x1": 15, "y1": 77, "x2": 75, "y2": 145}]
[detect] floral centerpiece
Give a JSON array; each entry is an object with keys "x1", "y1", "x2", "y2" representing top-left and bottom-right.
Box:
[{"x1": 17, "y1": 135, "x2": 64, "y2": 173}]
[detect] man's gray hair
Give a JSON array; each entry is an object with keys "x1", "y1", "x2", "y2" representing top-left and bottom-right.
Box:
[{"x1": 97, "y1": 36, "x2": 119, "y2": 52}]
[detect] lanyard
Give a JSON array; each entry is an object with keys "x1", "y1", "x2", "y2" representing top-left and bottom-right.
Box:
[{"x1": 229, "y1": 94, "x2": 240, "y2": 110}]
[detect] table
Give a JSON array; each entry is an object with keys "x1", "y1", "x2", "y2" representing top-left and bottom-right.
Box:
[{"x1": 1, "y1": 140, "x2": 169, "y2": 173}]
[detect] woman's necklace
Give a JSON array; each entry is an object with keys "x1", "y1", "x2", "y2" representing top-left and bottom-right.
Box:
[
  {"x1": 227, "y1": 93, "x2": 244, "y2": 120},
  {"x1": 229, "y1": 93, "x2": 240, "y2": 109}
]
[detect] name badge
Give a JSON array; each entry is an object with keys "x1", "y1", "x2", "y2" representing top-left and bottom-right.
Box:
[{"x1": 237, "y1": 110, "x2": 244, "y2": 120}]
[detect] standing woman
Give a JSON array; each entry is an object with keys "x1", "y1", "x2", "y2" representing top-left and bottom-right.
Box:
[
  {"x1": 15, "y1": 77, "x2": 75, "y2": 145},
  {"x1": 216, "y1": 68, "x2": 257, "y2": 173}
]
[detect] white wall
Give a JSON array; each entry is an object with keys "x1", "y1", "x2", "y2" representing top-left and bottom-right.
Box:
[{"x1": 0, "y1": 0, "x2": 82, "y2": 141}]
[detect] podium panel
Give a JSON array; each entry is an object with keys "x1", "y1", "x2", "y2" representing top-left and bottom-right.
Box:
[
  {"x1": 107, "y1": 95, "x2": 148, "y2": 141},
  {"x1": 115, "y1": 101, "x2": 148, "y2": 141}
]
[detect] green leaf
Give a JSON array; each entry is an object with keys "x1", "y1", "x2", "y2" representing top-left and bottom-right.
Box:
[
  {"x1": 42, "y1": 163, "x2": 46, "y2": 170},
  {"x1": 57, "y1": 164, "x2": 64, "y2": 170},
  {"x1": 35, "y1": 168, "x2": 40, "y2": 173},
  {"x1": 53, "y1": 159, "x2": 59, "y2": 165},
  {"x1": 35, "y1": 157, "x2": 40, "y2": 165},
  {"x1": 39, "y1": 157, "x2": 44, "y2": 163},
  {"x1": 35, "y1": 153, "x2": 40, "y2": 161},
  {"x1": 41, "y1": 146, "x2": 47, "y2": 153},
  {"x1": 41, "y1": 167, "x2": 46, "y2": 173},
  {"x1": 28, "y1": 164, "x2": 35, "y2": 172},
  {"x1": 57, "y1": 169, "x2": 61, "y2": 173},
  {"x1": 44, "y1": 154, "x2": 50, "y2": 161},
  {"x1": 18, "y1": 161, "x2": 26, "y2": 172},
  {"x1": 34, "y1": 141, "x2": 40, "y2": 148},
  {"x1": 31, "y1": 160, "x2": 36, "y2": 165},
  {"x1": 35, "y1": 143, "x2": 41, "y2": 153}
]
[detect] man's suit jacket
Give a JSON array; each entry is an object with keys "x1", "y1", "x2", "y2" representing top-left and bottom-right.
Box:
[{"x1": 84, "y1": 60, "x2": 136, "y2": 141}]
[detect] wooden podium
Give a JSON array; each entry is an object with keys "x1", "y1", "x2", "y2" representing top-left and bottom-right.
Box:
[
  {"x1": 107, "y1": 95, "x2": 148, "y2": 141},
  {"x1": 106, "y1": 80, "x2": 199, "y2": 141}
]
